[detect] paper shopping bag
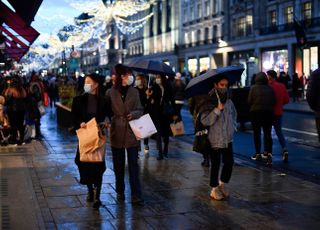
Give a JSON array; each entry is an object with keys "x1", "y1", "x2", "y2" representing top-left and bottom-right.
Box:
[
  {"x1": 80, "y1": 143, "x2": 106, "y2": 162},
  {"x1": 76, "y1": 118, "x2": 102, "y2": 155},
  {"x1": 170, "y1": 121, "x2": 185, "y2": 136},
  {"x1": 129, "y1": 113, "x2": 157, "y2": 140}
]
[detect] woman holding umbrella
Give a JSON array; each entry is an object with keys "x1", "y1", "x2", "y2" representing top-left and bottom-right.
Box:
[
  {"x1": 200, "y1": 75, "x2": 237, "y2": 201},
  {"x1": 146, "y1": 74, "x2": 176, "y2": 160}
]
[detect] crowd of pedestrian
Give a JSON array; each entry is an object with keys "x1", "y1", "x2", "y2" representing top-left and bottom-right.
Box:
[
  {"x1": 3, "y1": 64, "x2": 318, "y2": 210},
  {"x1": 0, "y1": 71, "x2": 60, "y2": 146}
]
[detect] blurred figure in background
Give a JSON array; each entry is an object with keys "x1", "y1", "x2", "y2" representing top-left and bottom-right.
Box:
[{"x1": 306, "y1": 68, "x2": 320, "y2": 142}]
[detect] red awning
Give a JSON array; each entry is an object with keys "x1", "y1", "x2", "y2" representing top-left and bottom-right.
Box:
[
  {"x1": 7, "y1": 0, "x2": 43, "y2": 26},
  {"x1": 0, "y1": 1, "x2": 41, "y2": 61}
]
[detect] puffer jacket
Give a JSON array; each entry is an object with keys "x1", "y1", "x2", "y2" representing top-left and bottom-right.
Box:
[
  {"x1": 200, "y1": 99, "x2": 237, "y2": 149},
  {"x1": 248, "y1": 73, "x2": 276, "y2": 113}
]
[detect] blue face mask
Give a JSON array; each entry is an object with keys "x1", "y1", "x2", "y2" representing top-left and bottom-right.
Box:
[{"x1": 84, "y1": 84, "x2": 92, "y2": 93}]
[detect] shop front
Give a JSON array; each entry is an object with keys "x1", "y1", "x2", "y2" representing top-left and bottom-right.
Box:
[
  {"x1": 261, "y1": 48, "x2": 289, "y2": 74},
  {"x1": 228, "y1": 50, "x2": 256, "y2": 86}
]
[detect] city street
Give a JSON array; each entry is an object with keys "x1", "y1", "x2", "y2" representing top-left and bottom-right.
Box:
[{"x1": 0, "y1": 102, "x2": 319, "y2": 229}]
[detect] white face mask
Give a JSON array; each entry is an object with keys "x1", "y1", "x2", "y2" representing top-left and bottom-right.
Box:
[
  {"x1": 155, "y1": 78, "x2": 161, "y2": 85},
  {"x1": 84, "y1": 84, "x2": 92, "y2": 93},
  {"x1": 135, "y1": 79, "x2": 142, "y2": 87},
  {"x1": 127, "y1": 75, "x2": 134, "y2": 86}
]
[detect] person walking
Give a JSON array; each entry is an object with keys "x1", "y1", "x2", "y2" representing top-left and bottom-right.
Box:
[
  {"x1": 306, "y1": 68, "x2": 320, "y2": 142},
  {"x1": 267, "y1": 70, "x2": 290, "y2": 162},
  {"x1": 145, "y1": 74, "x2": 176, "y2": 160},
  {"x1": 200, "y1": 76, "x2": 237, "y2": 200},
  {"x1": 4, "y1": 75, "x2": 27, "y2": 145},
  {"x1": 134, "y1": 74, "x2": 150, "y2": 156},
  {"x1": 105, "y1": 64, "x2": 144, "y2": 205},
  {"x1": 248, "y1": 72, "x2": 276, "y2": 166},
  {"x1": 71, "y1": 73, "x2": 110, "y2": 209},
  {"x1": 292, "y1": 72, "x2": 301, "y2": 102},
  {"x1": 172, "y1": 72, "x2": 186, "y2": 121}
]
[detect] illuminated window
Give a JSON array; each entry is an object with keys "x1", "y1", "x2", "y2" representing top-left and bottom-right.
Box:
[
  {"x1": 284, "y1": 6, "x2": 293, "y2": 24},
  {"x1": 302, "y1": 2, "x2": 312, "y2": 20}
]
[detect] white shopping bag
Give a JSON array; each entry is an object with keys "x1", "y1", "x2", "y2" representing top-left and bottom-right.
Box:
[{"x1": 129, "y1": 113, "x2": 157, "y2": 140}]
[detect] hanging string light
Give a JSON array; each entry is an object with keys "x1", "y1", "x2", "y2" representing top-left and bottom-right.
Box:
[{"x1": 23, "y1": 0, "x2": 156, "y2": 70}]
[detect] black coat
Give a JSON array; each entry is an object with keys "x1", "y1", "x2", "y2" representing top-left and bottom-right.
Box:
[
  {"x1": 145, "y1": 83, "x2": 175, "y2": 136},
  {"x1": 71, "y1": 93, "x2": 110, "y2": 185}
]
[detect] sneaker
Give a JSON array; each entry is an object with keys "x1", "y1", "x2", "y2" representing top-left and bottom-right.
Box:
[
  {"x1": 282, "y1": 150, "x2": 288, "y2": 162},
  {"x1": 144, "y1": 147, "x2": 149, "y2": 157},
  {"x1": 266, "y1": 153, "x2": 272, "y2": 167},
  {"x1": 210, "y1": 187, "x2": 224, "y2": 201},
  {"x1": 219, "y1": 183, "x2": 229, "y2": 198},
  {"x1": 261, "y1": 152, "x2": 269, "y2": 160},
  {"x1": 251, "y1": 153, "x2": 262, "y2": 161}
]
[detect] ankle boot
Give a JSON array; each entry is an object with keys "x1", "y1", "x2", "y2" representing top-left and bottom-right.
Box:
[
  {"x1": 86, "y1": 185, "x2": 94, "y2": 202},
  {"x1": 157, "y1": 152, "x2": 163, "y2": 160},
  {"x1": 93, "y1": 187, "x2": 102, "y2": 208}
]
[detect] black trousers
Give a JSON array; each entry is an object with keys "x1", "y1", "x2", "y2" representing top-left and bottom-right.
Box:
[
  {"x1": 250, "y1": 111, "x2": 273, "y2": 154},
  {"x1": 111, "y1": 146, "x2": 142, "y2": 198},
  {"x1": 209, "y1": 143, "x2": 234, "y2": 188},
  {"x1": 7, "y1": 111, "x2": 25, "y2": 142}
]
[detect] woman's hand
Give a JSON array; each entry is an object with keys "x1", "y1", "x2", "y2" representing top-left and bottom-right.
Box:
[
  {"x1": 146, "y1": 89, "x2": 153, "y2": 96},
  {"x1": 217, "y1": 103, "x2": 224, "y2": 111},
  {"x1": 80, "y1": 122, "x2": 87, "y2": 128},
  {"x1": 127, "y1": 113, "x2": 133, "y2": 121}
]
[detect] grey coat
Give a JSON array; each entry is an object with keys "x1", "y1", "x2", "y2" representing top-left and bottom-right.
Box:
[
  {"x1": 200, "y1": 99, "x2": 237, "y2": 149},
  {"x1": 106, "y1": 87, "x2": 143, "y2": 148}
]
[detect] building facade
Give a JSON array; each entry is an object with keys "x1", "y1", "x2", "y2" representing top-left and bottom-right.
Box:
[{"x1": 125, "y1": 0, "x2": 320, "y2": 86}]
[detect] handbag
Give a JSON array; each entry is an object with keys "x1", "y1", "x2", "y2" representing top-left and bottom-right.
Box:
[
  {"x1": 170, "y1": 121, "x2": 185, "y2": 136},
  {"x1": 192, "y1": 112, "x2": 210, "y2": 153},
  {"x1": 43, "y1": 92, "x2": 49, "y2": 107},
  {"x1": 76, "y1": 118, "x2": 105, "y2": 155},
  {"x1": 38, "y1": 102, "x2": 46, "y2": 116},
  {"x1": 129, "y1": 113, "x2": 157, "y2": 140}
]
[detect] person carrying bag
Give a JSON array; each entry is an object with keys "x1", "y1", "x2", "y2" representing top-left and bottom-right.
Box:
[{"x1": 71, "y1": 74, "x2": 111, "y2": 209}]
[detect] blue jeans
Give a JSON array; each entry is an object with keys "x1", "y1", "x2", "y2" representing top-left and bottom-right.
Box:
[
  {"x1": 273, "y1": 115, "x2": 286, "y2": 149},
  {"x1": 111, "y1": 146, "x2": 142, "y2": 198}
]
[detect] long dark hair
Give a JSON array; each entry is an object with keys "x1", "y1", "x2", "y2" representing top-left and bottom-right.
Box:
[{"x1": 113, "y1": 64, "x2": 131, "y2": 91}]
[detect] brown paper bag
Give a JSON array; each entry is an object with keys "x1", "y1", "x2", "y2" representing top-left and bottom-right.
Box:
[
  {"x1": 80, "y1": 144, "x2": 106, "y2": 162},
  {"x1": 76, "y1": 118, "x2": 102, "y2": 155},
  {"x1": 170, "y1": 121, "x2": 185, "y2": 136}
]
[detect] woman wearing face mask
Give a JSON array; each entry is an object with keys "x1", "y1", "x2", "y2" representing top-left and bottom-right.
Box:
[
  {"x1": 71, "y1": 73, "x2": 111, "y2": 209},
  {"x1": 134, "y1": 74, "x2": 150, "y2": 155},
  {"x1": 200, "y1": 76, "x2": 237, "y2": 201},
  {"x1": 105, "y1": 64, "x2": 144, "y2": 205},
  {"x1": 146, "y1": 74, "x2": 175, "y2": 160}
]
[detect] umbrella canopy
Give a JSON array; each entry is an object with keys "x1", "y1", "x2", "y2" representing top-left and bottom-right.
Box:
[
  {"x1": 126, "y1": 59, "x2": 175, "y2": 77},
  {"x1": 185, "y1": 66, "x2": 244, "y2": 98}
]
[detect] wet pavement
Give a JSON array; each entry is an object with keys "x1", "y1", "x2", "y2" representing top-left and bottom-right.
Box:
[{"x1": 0, "y1": 106, "x2": 320, "y2": 229}]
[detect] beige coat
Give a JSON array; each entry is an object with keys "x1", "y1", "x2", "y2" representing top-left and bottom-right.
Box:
[{"x1": 106, "y1": 87, "x2": 143, "y2": 148}]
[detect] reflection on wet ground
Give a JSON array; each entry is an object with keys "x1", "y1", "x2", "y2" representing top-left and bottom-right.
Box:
[{"x1": 31, "y1": 108, "x2": 320, "y2": 229}]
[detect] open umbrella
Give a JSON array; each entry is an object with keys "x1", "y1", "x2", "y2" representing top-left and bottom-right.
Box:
[
  {"x1": 185, "y1": 65, "x2": 244, "y2": 98},
  {"x1": 126, "y1": 59, "x2": 175, "y2": 77}
]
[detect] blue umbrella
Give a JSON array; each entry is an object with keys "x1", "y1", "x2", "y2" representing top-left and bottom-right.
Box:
[
  {"x1": 125, "y1": 59, "x2": 175, "y2": 77},
  {"x1": 185, "y1": 65, "x2": 244, "y2": 98}
]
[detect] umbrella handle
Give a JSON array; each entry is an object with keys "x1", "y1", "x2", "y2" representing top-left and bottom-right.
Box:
[{"x1": 214, "y1": 89, "x2": 221, "y2": 104}]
